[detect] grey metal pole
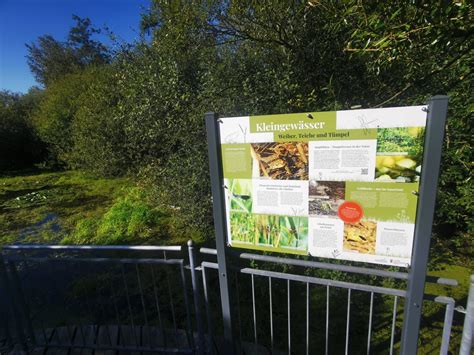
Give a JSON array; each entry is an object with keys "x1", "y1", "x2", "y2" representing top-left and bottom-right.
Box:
[
  {"x1": 205, "y1": 112, "x2": 235, "y2": 354},
  {"x1": 460, "y1": 275, "x2": 474, "y2": 355},
  {"x1": 187, "y1": 240, "x2": 205, "y2": 355},
  {"x1": 400, "y1": 96, "x2": 449, "y2": 354}
]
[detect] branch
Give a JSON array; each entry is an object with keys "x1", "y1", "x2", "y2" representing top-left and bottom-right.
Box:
[{"x1": 374, "y1": 44, "x2": 473, "y2": 107}]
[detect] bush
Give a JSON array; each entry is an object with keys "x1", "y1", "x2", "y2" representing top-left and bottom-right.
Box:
[
  {"x1": 0, "y1": 89, "x2": 45, "y2": 171},
  {"x1": 64, "y1": 188, "x2": 173, "y2": 245}
]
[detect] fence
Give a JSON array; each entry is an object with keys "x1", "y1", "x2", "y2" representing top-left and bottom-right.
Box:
[{"x1": 0, "y1": 242, "x2": 473, "y2": 354}]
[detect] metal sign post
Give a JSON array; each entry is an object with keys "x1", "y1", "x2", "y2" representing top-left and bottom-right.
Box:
[
  {"x1": 205, "y1": 112, "x2": 236, "y2": 354},
  {"x1": 400, "y1": 96, "x2": 449, "y2": 354}
]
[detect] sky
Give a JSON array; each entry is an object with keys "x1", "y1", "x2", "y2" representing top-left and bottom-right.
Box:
[{"x1": 0, "y1": 0, "x2": 150, "y2": 93}]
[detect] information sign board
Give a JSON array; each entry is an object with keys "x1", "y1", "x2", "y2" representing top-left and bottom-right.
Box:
[{"x1": 218, "y1": 106, "x2": 428, "y2": 266}]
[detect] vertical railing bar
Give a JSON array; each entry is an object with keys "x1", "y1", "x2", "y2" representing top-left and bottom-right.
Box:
[
  {"x1": 269, "y1": 277, "x2": 274, "y2": 351},
  {"x1": 39, "y1": 319, "x2": 49, "y2": 346},
  {"x1": 345, "y1": 288, "x2": 351, "y2": 355},
  {"x1": 135, "y1": 264, "x2": 149, "y2": 327},
  {"x1": 97, "y1": 274, "x2": 114, "y2": 348},
  {"x1": 325, "y1": 285, "x2": 330, "y2": 355},
  {"x1": 460, "y1": 275, "x2": 474, "y2": 354},
  {"x1": 68, "y1": 325, "x2": 78, "y2": 352},
  {"x1": 163, "y1": 251, "x2": 179, "y2": 345},
  {"x1": 150, "y1": 265, "x2": 166, "y2": 349},
  {"x1": 0, "y1": 255, "x2": 27, "y2": 351},
  {"x1": 80, "y1": 265, "x2": 96, "y2": 347},
  {"x1": 235, "y1": 271, "x2": 243, "y2": 344},
  {"x1": 9, "y1": 260, "x2": 36, "y2": 347},
  {"x1": 306, "y1": 282, "x2": 310, "y2": 355},
  {"x1": 201, "y1": 266, "x2": 214, "y2": 354},
  {"x1": 135, "y1": 264, "x2": 151, "y2": 349},
  {"x1": 288, "y1": 279, "x2": 291, "y2": 355},
  {"x1": 121, "y1": 264, "x2": 138, "y2": 346},
  {"x1": 20, "y1": 258, "x2": 38, "y2": 346},
  {"x1": 20, "y1": 260, "x2": 39, "y2": 346},
  {"x1": 251, "y1": 274, "x2": 257, "y2": 348},
  {"x1": 77, "y1": 318, "x2": 87, "y2": 347},
  {"x1": 367, "y1": 292, "x2": 374, "y2": 355},
  {"x1": 64, "y1": 314, "x2": 74, "y2": 347},
  {"x1": 187, "y1": 240, "x2": 205, "y2": 355},
  {"x1": 390, "y1": 296, "x2": 399, "y2": 355},
  {"x1": 47, "y1": 261, "x2": 64, "y2": 346},
  {"x1": 108, "y1": 271, "x2": 121, "y2": 345},
  {"x1": 439, "y1": 300, "x2": 454, "y2": 355},
  {"x1": 179, "y1": 262, "x2": 195, "y2": 350}
]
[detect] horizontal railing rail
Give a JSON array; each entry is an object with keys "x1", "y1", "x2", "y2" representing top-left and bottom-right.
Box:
[
  {"x1": 3, "y1": 244, "x2": 182, "y2": 251},
  {"x1": 200, "y1": 247, "x2": 458, "y2": 286}
]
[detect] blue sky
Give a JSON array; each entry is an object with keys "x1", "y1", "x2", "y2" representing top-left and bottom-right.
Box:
[{"x1": 0, "y1": 0, "x2": 150, "y2": 93}]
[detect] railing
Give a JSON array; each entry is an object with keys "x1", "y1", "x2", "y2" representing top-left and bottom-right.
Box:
[
  {"x1": 199, "y1": 247, "x2": 461, "y2": 354},
  {"x1": 0, "y1": 243, "x2": 472, "y2": 354},
  {"x1": 0, "y1": 244, "x2": 200, "y2": 354}
]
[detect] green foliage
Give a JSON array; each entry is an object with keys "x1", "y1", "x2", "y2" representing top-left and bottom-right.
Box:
[
  {"x1": 32, "y1": 67, "x2": 105, "y2": 167},
  {"x1": 93, "y1": 188, "x2": 169, "y2": 244},
  {"x1": 26, "y1": 15, "x2": 109, "y2": 86},
  {"x1": 0, "y1": 89, "x2": 45, "y2": 170}
]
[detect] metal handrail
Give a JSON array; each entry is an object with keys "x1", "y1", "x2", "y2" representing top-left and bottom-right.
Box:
[
  {"x1": 3, "y1": 244, "x2": 182, "y2": 252},
  {"x1": 199, "y1": 247, "x2": 458, "y2": 286}
]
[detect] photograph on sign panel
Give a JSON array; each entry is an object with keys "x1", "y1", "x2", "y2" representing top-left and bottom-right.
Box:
[
  {"x1": 308, "y1": 180, "x2": 345, "y2": 217},
  {"x1": 250, "y1": 142, "x2": 308, "y2": 180},
  {"x1": 343, "y1": 220, "x2": 377, "y2": 254},
  {"x1": 229, "y1": 212, "x2": 308, "y2": 251},
  {"x1": 375, "y1": 127, "x2": 424, "y2": 183},
  {"x1": 227, "y1": 179, "x2": 253, "y2": 213}
]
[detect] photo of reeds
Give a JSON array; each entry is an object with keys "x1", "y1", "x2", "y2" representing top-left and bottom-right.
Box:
[
  {"x1": 343, "y1": 221, "x2": 377, "y2": 254},
  {"x1": 309, "y1": 180, "x2": 345, "y2": 216},
  {"x1": 230, "y1": 212, "x2": 308, "y2": 250},
  {"x1": 227, "y1": 179, "x2": 253, "y2": 213},
  {"x1": 250, "y1": 142, "x2": 308, "y2": 180}
]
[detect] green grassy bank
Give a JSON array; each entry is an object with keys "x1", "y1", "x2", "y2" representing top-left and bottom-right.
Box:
[{"x1": 0, "y1": 169, "x2": 191, "y2": 246}]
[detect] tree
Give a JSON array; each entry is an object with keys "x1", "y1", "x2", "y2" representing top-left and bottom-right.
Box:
[
  {"x1": 26, "y1": 15, "x2": 109, "y2": 86},
  {"x1": 0, "y1": 89, "x2": 45, "y2": 171},
  {"x1": 31, "y1": 68, "x2": 100, "y2": 166}
]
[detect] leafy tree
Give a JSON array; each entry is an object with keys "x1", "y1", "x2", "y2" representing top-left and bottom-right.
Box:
[
  {"x1": 26, "y1": 15, "x2": 109, "y2": 86},
  {"x1": 31, "y1": 68, "x2": 103, "y2": 166},
  {"x1": 0, "y1": 89, "x2": 45, "y2": 170}
]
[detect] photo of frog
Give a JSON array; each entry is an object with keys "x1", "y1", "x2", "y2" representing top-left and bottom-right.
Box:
[
  {"x1": 250, "y1": 142, "x2": 308, "y2": 180},
  {"x1": 308, "y1": 180, "x2": 345, "y2": 217}
]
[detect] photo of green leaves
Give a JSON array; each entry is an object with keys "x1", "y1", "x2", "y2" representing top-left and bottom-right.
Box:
[{"x1": 228, "y1": 179, "x2": 253, "y2": 213}]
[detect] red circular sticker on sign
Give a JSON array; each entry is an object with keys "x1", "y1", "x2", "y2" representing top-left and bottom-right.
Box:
[{"x1": 338, "y1": 201, "x2": 363, "y2": 223}]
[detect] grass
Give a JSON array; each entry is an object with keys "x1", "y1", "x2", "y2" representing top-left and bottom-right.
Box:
[{"x1": 0, "y1": 169, "x2": 190, "y2": 246}]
